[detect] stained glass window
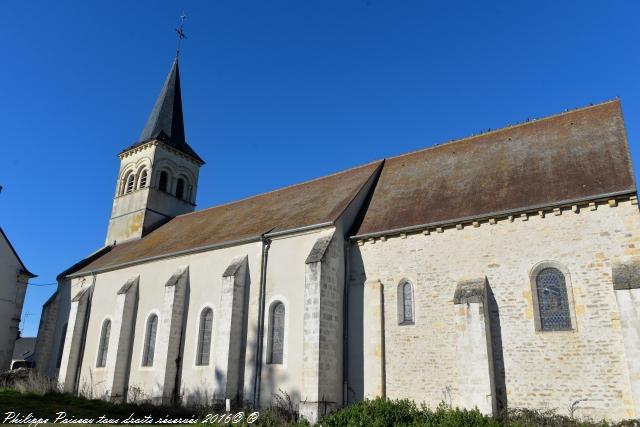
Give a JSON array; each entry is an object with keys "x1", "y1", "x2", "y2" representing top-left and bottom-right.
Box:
[
  {"x1": 536, "y1": 268, "x2": 572, "y2": 331},
  {"x1": 142, "y1": 314, "x2": 158, "y2": 366},
  {"x1": 196, "y1": 308, "x2": 213, "y2": 365},
  {"x1": 402, "y1": 282, "x2": 413, "y2": 323},
  {"x1": 96, "y1": 320, "x2": 110, "y2": 367},
  {"x1": 269, "y1": 303, "x2": 285, "y2": 364}
]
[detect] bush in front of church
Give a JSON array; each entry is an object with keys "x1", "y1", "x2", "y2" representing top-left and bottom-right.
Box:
[{"x1": 318, "y1": 398, "x2": 498, "y2": 427}]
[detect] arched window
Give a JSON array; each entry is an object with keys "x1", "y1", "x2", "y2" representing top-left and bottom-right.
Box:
[
  {"x1": 176, "y1": 178, "x2": 185, "y2": 199},
  {"x1": 158, "y1": 171, "x2": 169, "y2": 192},
  {"x1": 196, "y1": 308, "x2": 213, "y2": 366},
  {"x1": 96, "y1": 319, "x2": 111, "y2": 367},
  {"x1": 268, "y1": 302, "x2": 285, "y2": 365},
  {"x1": 398, "y1": 281, "x2": 414, "y2": 324},
  {"x1": 535, "y1": 268, "x2": 572, "y2": 331},
  {"x1": 142, "y1": 314, "x2": 158, "y2": 367},
  {"x1": 125, "y1": 173, "x2": 135, "y2": 194},
  {"x1": 138, "y1": 169, "x2": 148, "y2": 189}
]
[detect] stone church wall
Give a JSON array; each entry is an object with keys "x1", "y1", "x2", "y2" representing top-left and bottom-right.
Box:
[
  {"x1": 64, "y1": 241, "x2": 260, "y2": 402},
  {"x1": 348, "y1": 199, "x2": 640, "y2": 420},
  {"x1": 57, "y1": 226, "x2": 339, "y2": 410}
]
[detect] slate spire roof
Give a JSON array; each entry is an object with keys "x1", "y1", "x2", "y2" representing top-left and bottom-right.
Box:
[{"x1": 122, "y1": 58, "x2": 204, "y2": 164}]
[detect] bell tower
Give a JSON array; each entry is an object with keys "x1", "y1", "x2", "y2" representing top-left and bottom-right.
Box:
[{"x1": 105, "y1": 57, "x2": 204, "y2": 245}]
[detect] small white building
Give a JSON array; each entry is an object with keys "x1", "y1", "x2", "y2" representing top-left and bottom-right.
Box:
[
  {"x1": 35, "y1": 54, "x2": 640, "y2": 422},
  {"x1": 0, "y1": 227, "x2": 35, "y2": 372}
]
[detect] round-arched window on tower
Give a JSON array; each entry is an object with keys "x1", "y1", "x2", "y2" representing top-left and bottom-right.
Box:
[
  {"x1": 158, "y1": 171, "x2": 169, "y2": 192},
  {"x1": 138, "y1": 169, "x2": 148, "y2": 189},
  {"x1": 125, "y1": 173, "x2": 135, "y2": 194},
  {"x1": 176, "y1": 178, "x2": 185, "y2": 199}
]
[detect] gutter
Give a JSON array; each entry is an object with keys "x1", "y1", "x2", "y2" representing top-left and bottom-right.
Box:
[
  {"x1": 351, "y1": 189, "x2": 638, "y2": 241},
  {"x1": 253, "y1": 233, "x2": 272, "y2": 408}
]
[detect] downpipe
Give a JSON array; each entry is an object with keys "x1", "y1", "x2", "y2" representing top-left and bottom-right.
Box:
[{"x1": 253, "y1": 234, "x2": 271, "y2": 408}]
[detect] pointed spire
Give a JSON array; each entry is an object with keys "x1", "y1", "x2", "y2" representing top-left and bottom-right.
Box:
[{"x1": 132, "y1": 58, "x2": 204, "y2": 164}]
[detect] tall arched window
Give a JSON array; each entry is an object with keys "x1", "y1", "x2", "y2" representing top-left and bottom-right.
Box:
[
  {"x1": 268, "y1": 302, "x2": 285, "y2": 365},
  {"x1": 138, "y1": 169, "x2": 148, "y2": 189},
  {"x1": 142, "y1": 314, "x2": 158, "y2": 367},
  {"x1": 176, "y1": 178, "x2": 185, "y2": 199},
  {"x1": 196, "y1": 308, "x2": 213, "y2": 366},
  {"x1": 158, "y1": 171, "x2": 169, "y2": 192},
  {"x1": 535, "y1": 268, "x2": 572, "y2": 331},
  {"x1": 398, "y1": 280, "x2": 414, "y2": 324},
  {"x1": 96, "y1": 319, "x2": 111, "y2": 367},
  {"x1": 124, "y1": 173, "x2": 135, "y2": 194}
]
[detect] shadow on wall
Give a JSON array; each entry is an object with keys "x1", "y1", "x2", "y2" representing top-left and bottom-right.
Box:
[
  {"x1": 486, "y1": 282, "x2": 507, "y2": 414},
  {"x1": 346, "y1": 245, "x2": 365, "y2": 404},
  {"x1": 175, "y1": 279, "x2": 191, "y2": 404}
]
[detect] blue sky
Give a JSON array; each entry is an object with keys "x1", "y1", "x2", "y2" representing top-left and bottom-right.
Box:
[{"x1": 2, "y1": 1, "x2": 640, "y2": 337}]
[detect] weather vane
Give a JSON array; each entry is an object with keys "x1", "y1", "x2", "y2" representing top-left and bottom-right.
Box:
[{"x1": 175, "y1": 12, "x2": 187, "y2": 57}]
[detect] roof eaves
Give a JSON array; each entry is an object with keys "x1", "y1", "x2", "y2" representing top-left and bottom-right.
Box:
[
  {"x1": 0, "y1": 227, "x2": 36, "y2": 278},
  {"x1": 350, "y1": 188, "x2": 637, "y2": 241},
  {"x1": 69, "y1": 221, "x2": 338, "y2": 278},
  {"x1": 58, "y1": 245, "x2": 113, "y2": 280}
]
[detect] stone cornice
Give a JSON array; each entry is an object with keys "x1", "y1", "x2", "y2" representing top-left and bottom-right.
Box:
[
  {"x1": 355, "y1": 191, "x2": 638, "y2": 246},
  {"x1": 119, "y1": 139, "x2": 203, "y2": 166}
]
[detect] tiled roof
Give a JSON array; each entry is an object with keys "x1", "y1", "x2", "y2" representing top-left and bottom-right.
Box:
[
  {"x1": 72, "y1": 160, "x2": 382, "y2": 274},
  {"x1": 355, "y1": 100, "x2": 635, "y2": 237},
  {"x1": 67, "y1": 100, "x2": 636, "y2": 276}
]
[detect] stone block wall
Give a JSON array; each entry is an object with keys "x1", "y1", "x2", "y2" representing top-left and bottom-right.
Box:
[
  {"x1": 108, "y1": 277, "x2": 139, "y2": 401},
  {"x1": 300, "y1": 232, "x2": 344, "y2": 422},
  {"x1": 153, "y1": 267, "x2": 189, "y2": 404},
  {"x1": 349, "y1": 199, "x2": 640, "y2": 420},
  {"x1": 214, "y1": 256, "x2": 249, "y2": 401}
]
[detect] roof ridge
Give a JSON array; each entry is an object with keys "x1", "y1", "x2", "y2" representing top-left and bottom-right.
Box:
[
  {"x1": 385, "y1": 99, "x2": 620, "y2": 162},
  {"x1": 176, "y1": 158, "x2": 384, "y2": 219}
]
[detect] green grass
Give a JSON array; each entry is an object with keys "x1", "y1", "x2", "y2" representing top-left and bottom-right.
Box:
[
  {"x1": 0, "y1": 388, "x2": 196, "y2": 425},
  {"x1": 0, "y1": 390, "x2": 638, "y2": 426}
]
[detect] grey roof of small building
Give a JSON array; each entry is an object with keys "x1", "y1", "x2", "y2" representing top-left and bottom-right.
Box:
[
  {"x1": 121, "y1": 58, "x2": 204, "y2": 164},
  {"x1": 12, "y1": 337, "x2": 36, "y2": 361}
]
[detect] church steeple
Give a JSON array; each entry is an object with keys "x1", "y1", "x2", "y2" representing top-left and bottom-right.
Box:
[
  {"x1": 105, "y1": 56, "x2": 203, "y2": 245},
  {"x1": 127, "y1": 58, "x2": 203, "y2": 164}
]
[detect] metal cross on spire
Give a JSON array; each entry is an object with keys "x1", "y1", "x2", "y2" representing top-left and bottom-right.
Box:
[{"x1": 175, "y1": 12, "x2": 187, "y2": 57}]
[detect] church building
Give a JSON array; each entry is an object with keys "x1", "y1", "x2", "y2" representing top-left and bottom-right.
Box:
[{"x1": 35, "y1": 56, "x2": 640, "y2": 422}]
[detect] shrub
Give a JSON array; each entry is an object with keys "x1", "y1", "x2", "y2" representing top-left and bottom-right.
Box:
[{"x1": 318, "y1": 398, "x2": 499, "y2": 427}]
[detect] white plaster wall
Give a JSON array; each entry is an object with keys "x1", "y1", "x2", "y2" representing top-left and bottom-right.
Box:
[
  {"x1": 68, "y1": 227, "x2": 333, "y2": 406},
  {"x1": 0, "y1": 234, "x2": 26, "y2": 372},
  {"x1": 73, "y1": 241, "x2": 260, "y2": 403},
  {"x1": 250, "y1": 227, "x2": 336, "y2": 408},
  {"x1": 348, "y1": 200, "x2": 640, "y2": 420}
]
